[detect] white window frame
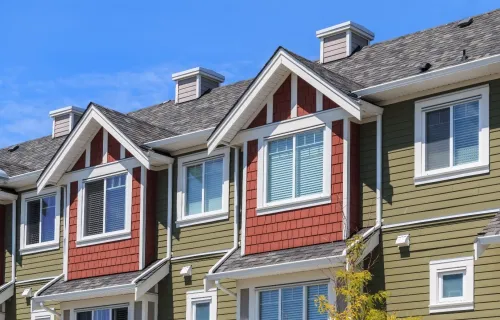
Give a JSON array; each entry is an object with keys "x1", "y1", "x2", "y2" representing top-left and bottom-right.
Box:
[
  {"x1": 31, "y1": 310, "x2": 54, "y2": 320},
  {"x1": 186, "y1": 289, "x2": 217, "y2": 320},
  {"x1": 255, "y1": 280, "x2": 334, "y2": 320},
  {"x1": 429, "y1": 256, "x2": 474, "y2": 314},
  {"x1": 74, "y1": 303, "x2": 129, "y2": 320},
  {"x1": 414, "y1": 85, "x2": 489, "y2": 185},
  {"x1": 76, "y1": 169, "x2": 133, "y2": 247},
  {"x1": 256, "y1": 125, "x2": 332, "y2": 215},
  {"x1": 176, "y1": 148, "x2": 230, "y2": 228},
  {"x1": 20, "y1": 187, "x2": 61, "y2": 255}
]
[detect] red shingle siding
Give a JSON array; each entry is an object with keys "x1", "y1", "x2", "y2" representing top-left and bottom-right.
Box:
[
  {"x1": 297, "y1": 76, "x2": 316, "y2": 116},
  {"x1": 323, "y1": 95, "x2": 340, "y2": 110},
  {"x1": 248, "y1": 105, "x2": 267, "y2": 129},
  {"x1": 72, "y1": 151, "x2": 86, "y2": 171},
  {"x1": 145, "y1": 170, "x2": 157, "y2": 266},
  {"x1": 350, "y1": 123, "x2": 361, "y2": 234},
  {"x1": 0, "y1": 205, "x2": 5, "y2": 285},
  {"x1": 90, "y1": 128, "x2": 103, "y2": 167},
  {"x1": 107, "y1": 134, "x2": 121, "y2": 163},
  {"x1": 67, "y1": 168, "x2": 141, "y2": 280},
  {"x1": 244, "y1": 120, "x2": 344, "y2": 254},
  {"x1": 273, "y1": 75, "x2": 292, "y2": 122}
]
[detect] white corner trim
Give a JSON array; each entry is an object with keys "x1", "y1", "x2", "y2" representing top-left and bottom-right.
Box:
[
  {"x1": 266, "y1": 96, "x2": 273, "y2": 124},
  {"x1": 19, "y1": 187, "x2": 61, "y2": 256},
  {"x1": 139, "y1": 166, "x2": 147, "y2": 270},
  {"x1": 63, "y1": 184, "x2": 70, "y2": 280},
  {"x1": 291, "y1": 73, "x2": 298, "y2": 118},
  {"x1": 102, "y1": 129, "x2": 108, "y2": 164},
  {"x1": 176, "y1": 148, "x2": 230, "y2": 228},
  {"x1": 346, "y1": 29, "x2": 352, "y2": 56},
  {"x1": 316, "y1": 90, "x2": 323, "y2": 112},
  {"x1": 414, "y1": 85, "x2": 490, "y2": 185},
  {"x1": 342, "y1": 119, "x2": 350, "y2": 240},
  {"x1": 241, "y1": 141, "x2": 248, "y2": 256}
]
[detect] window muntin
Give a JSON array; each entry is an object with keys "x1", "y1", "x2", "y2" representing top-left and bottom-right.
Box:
[
  {"x1": 258, "y1": 283, "x2": 329, "y2": 320},
  {"x1": 76, "y1": 306, "x2": 128, "y2": 320},
  {"x1": 84, "y1": 173, "x2": 127, "y2": 237},
  {"x1": 185, "y1": 157, "x2": 224, "y2": 216},
  {"x1": 266, "y1": 129, "x2": 324, "y2": 204}
]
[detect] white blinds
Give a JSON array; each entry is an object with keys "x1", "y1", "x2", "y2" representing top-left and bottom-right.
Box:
[
  {"x1": 105, "y1": 175, "x2": 126, "y2": 233},
  {"x1": 204, "y1": 158, "x2": 223, "y2": 212},
  {"x1": 453, "y1": 101, "x2": 479, "y2": 165},
  {"x1": 267, "y1": 137, "x2": 293, "y2": 202},
  {"x1": 185, "y1": 157, "x2": 224, "y2": 215},
  {"x1": 259, "y1": 290, "x2": 279, "y2": 320},
  {"x1": 281, "y1": 287, "x2": 303, "y2": 320},
  {"x1": 296, "y1": 130, "x2": 324, "y2": 197},
  {"x1": 41, "y1": 196, "x2": 56, "y2": 242},
  {"x1": 307, "y1": 284, "x2": 329, "y2": 320}
]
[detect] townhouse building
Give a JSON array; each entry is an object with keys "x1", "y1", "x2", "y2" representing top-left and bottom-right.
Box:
[{"x1": 0, "y1": 7, "x2": 499, "y2": 320}]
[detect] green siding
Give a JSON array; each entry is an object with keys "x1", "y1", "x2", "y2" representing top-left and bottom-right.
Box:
[
  {"x1": 382, "y1": 216, "x2": 500, "y2": 319},
  {"x1": 378, "y1": 80, "x2": 500, "y2": 224},
  {"x1": 156, "y1": 169, "x2": 169, "y2": 259},
  {"x1": 171, "y1": 149, "x2": 236, "y2": 257},
  {"x1": 5, "y1": 281, "x2": 60, "y2": 320},
  {"x1": 158, "y1": 256, "x2": 236, "y2": 320},
  {"x1": 360, "y1": 121, "x2": 377, "y2": 227},
  {"x1": 4, "y1": 190, "x2": 64, "y2": 282}
]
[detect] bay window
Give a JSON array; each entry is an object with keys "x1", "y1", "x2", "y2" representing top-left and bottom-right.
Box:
[
  {"x1": 20, "y1": 187, "x2": 60, "y2": 255},
  {"x1": 414, "y1": 85, "x2": 489, "y2": 185},
  {"x1": 177, "y1": 148, "x2": 230, "y2": 227}
]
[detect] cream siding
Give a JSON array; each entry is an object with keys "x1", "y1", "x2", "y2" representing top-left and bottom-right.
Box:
[
  {"x1": 177, "y1": 77, "x2": 198, "y2": 103},
  {"x1": 156, "y1": 169, "x2": 169, "y2": 258},
  {"x1": 53, "y1": 114, "x2": 71, "y2": 138},
  {"x1": 323, "y1": 32, "x2": 346, "y2": 63},
  {"x1": 200, "y1": 77, "x2": 220, "y2": 95}
]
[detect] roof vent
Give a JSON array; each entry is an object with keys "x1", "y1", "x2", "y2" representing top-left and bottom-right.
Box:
[
  {"x1": 316, "y1": 21, "x2": 374, "y2": 63},
  {"x1": 172, "y1": 67, "x2": 225, "y2": 103},
  {"x1": 418, "y1": 62, "x2": 432, "y2": 72},
  {"x1": 49, "y1": 106, "x2": 85, "y2": 138},
  {"x1": 457, "y1": 17, "x2": 473, "y2": 28},
  {"x1": 8, "y1": 145, "x2": 19, "y2": 152},
  {"x1": 0, "y1": 169, "x2": 8, "y2": 179}
]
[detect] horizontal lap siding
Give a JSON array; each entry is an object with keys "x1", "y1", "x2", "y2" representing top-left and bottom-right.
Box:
[
  {"x1": 360, "y1": 122, "x2": 377, "y2": 227},
  {"x1": 5, "y1": 281, "x2": 60, "y2": 320},
  {"x1": 323, "y1": 33, "x2": 346, "y2": 63},
  {"x1": 156, "y1": 169, "x2": 169, "y2": 258},
  {"x1": 171, "y1": 149, "x2": 235, "y2": 257},
  {"x1": 381, "y1": 80, "x2": 500, "y2": 224},
  {"x1": 178, "y1": 77, "x2": 197, "y2": 103},
  {"x1": 53, "y1": 114, "x2": 70, "y2": 138},
  {"x1": 244, "y1": 121, "x2": 344, "y2": 254},
  {"x1": 382, "y1": 216, "x2": 500, "y2": 319},
  {"x1": 159, "y1": 256, "x2": 236, "y2": 320}
]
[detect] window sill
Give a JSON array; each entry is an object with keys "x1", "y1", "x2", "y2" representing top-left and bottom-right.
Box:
[
  {"x1": 76, "y1": 230, "x2": 131, "y2": 247},
  {"x1": 429, "y1": 301, "x2": 474, "y2": 314},
  {"x1": 19, "y1": 242, "x2": 60, "y2": 255},
  {"x1": 176, "y1": 211, "x2": 229, "y2": 228},
  {"x1": 257, "y1": 195, "x2": 331, "y2": 216},
  {"x1": 415, "y1": 164, "x2": 489, "y2": 185}
]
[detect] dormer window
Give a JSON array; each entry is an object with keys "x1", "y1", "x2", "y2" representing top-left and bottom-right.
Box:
[
  {"x1": 20, "y1": 187, "x2": 61, "y2": 255},
  {"x1": 77, "y1": 172, "x2": 132, "y2": 246}
]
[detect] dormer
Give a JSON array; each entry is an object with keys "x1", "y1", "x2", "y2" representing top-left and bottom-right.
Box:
[
  {"x1": 49, "y1": 106, "x2": 85, "y2": 138},
  {"x1": 172, "y1": 67, "x2": 225, "y2": 103},
  {"x1": 316, "y1": 21, "x2": 374, "y2": 63}
]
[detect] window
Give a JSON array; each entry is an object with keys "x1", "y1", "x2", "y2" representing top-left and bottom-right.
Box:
[
  {"x1": 20, "y1": 188, "x2": 60, "y2": 255},
  {"x1": 76, "y1": 306, "x2": 128, "y2": 320},
  {"x1": 78, "y1": 172, "x2": 131, "y2": 246},
  {"x1": 258, "y1": 283, "x2": 330, "y2": 320},
  {"x1": 31, "y1": 310, "x2": 54, "y2": 320},
  {"x1": 177, "y1": 148, "x2": 230, "y2": 227},
  {"x1": 429, "y1": 257, "x2": 474, "y2": 314},
  {"x1": 414, "y1": 85, "x2": 489, "y2": 185},
  {"x1": 257, "y1": 127, "x2": 331, "y2": 215},
  {"x1": 186, "y1": 289, "x2": 217, "y2": 320}
]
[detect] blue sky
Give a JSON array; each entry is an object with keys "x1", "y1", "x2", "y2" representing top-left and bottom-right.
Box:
[{"x1": 0, "y1": 0, "x2": 497, "y2": 148}]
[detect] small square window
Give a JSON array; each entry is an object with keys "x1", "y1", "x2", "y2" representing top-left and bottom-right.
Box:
[
  {"x1": 186, "y1": 290, "x2": 217, "y2": 320},
  {"x1": 429, "y1": 257, "x2": 474, "y2": 314},
  {"x1": 414, "y1": 85, "x2": 489, "y2": 185}
]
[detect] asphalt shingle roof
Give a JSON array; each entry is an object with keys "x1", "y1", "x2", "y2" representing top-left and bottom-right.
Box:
[
  {"x1": 322, "y1": 9, "x2": 500, "y2": 88},
  {"x1": 215, "y1": 228, "x2": 371, "y2": 273},
  {"x1": 0, "y1": 135, "x2": 65, "y2": 177}
]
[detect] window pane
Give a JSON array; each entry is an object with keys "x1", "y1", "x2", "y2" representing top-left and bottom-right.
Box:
[
  {"x1": 268, "y1": 137, "x2": 293, "y2": 202},
  {"x1": 186, "y1": 164, "x2": 203, "y2": 215},
  {"x1": 195, "y1": 302, "x2": 210, "y2": 320},
  {"x1": 94, "y1": 309, "x2": 111, "y2": 320},
  {"x1": 26, "y1": 200, "x2": 41, "y2": 245},
  {"x1": 426, "y1": 108, "x2": 450, "y2": 171},
  {"x1": 41, "y1": 196, "x2": 56, "y2": 242},
  {"x1": 77, "y1": 311, "x2": 92, "y2": 320},
  {"x1": 85, "y1": 179, "x2": 105, "y2": 236},
  {"x1": 308, "y1": 284, "x2": 329, "y2": 320},
  {"x1": 260, "y1": 290, "x2": 279, "y2": 320},
  {"x1": 105, "y1": 174, "x2": 127, "y2": 233},
  {"x1": 443, "y1": 274, "x2": 463, "y2": 298},
  {"x1": 113, "y1": 307, "x2": 128, "y2": 320},
  {"x1": 281, "y1": 287, "x2": 303, "y2": 320},
  {"x1": 204, "y1": 158, "x2": 223, "y2": 212},
  {"x1": 454, "y1": 101, "x2": 479, "y2": 165},
  {"x1": 296, "y1": 130, "x2": 324, "y2": 197}
]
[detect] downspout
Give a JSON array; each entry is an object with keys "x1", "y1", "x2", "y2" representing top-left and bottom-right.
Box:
[
  {"x1": 39, "y1": 302, "x2": 61, "y2": 319},
  {"x1": 167, "y1": 163, "x2": 173, "y2": 259},
  {"x1": 208, "y1": 147, "x2": 240, "y2": 297},
  {"x1": 375, "y1": 114, "x2": 382, "y2": 228},
  {"x1": 11, "y1": 200, "x2": 16, "y2": 282}
]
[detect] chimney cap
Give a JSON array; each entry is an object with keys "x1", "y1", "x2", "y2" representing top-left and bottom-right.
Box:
[
  {"x1": 49, "y1": 106, "x2": 85, "y2": 118},
  {"x1": 172, "y1": 67, "x2": 225, "y2": 83},
  {"x1": 316, "y1": 21, "x2": 374, "y2": 41}
]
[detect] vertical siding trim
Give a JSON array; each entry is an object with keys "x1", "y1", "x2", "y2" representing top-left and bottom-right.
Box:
[
  {"x1": 139, "y1": 166, "x2": 147, "y2": 269},
  {"x1": 102, "y1": 129, "x2": 108, "y2": 164},
  {"x1": 316, "y1": 90, "x2": 323, "y2": 112},
  {"x1": 343, "y1": 119, "x2": 351, "y2": 239},
  {"x1": 376, "y1": 115, "x2": 382, "y2": 224},
  {"x1": 266, "y1": 96, "x2": 273, "y2": 124},
  {"x1": 64, "y1": 184, "x2": 70, "y2": 281},
  {"x1": 11, "y1": 201, "x2": 16, "y2": 282},
  {"x1": 346, "y1": 30, "x2": 352, "y2": 56},
  {"x1": 233, "y1": 147, "x2": 240, "y2": 248},
  {"x1": 320, "y1": 39, "x2": 324, "y2": 63},
  {"x1": 291, "y1": 73, "x2": 298, "y2": 118},
  {"x1": 241, "y1": 141, "x2": 248, "y2": 256},
  {"x1": 85, "y1": 145, "x2": 90, "y2": 168},
  {"x1": 167, "y1": 164, "x2": 173, "y2": 259}
]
